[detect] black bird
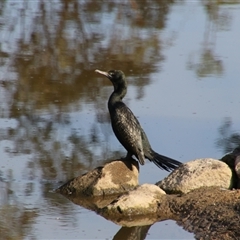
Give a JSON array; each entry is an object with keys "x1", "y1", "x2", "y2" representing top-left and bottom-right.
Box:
[{"x1": 95, "y1": 69, "x2": 182, "y2": 171}]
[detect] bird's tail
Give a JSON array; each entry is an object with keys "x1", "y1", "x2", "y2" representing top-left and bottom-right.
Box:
[{"x1": 150, "y1": 150, "x2": 182, "y2": 172}]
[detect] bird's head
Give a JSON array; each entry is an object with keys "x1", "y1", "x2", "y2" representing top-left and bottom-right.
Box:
[{"x1": 95, "y1": 69, "x2": 126, "y2": 90}]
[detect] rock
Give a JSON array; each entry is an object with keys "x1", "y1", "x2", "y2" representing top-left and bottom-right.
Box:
[
  {"x1": 156, "y1": 158, "x2": 233, "y2": 194},
  {"x1": 100, "y1": 184, "x2": 166, "y2": 224},
  {"x1": 220, "y1": 152, "x2": 236, "y2": 170},
  {"x1": 220, "y1": 147, "x2": 240, "y2": 168},
  {"x1": 235, "y1": 156, "x2": 240, "y2": 188},
  {"x1": 56, "y1": 159, "x2": 139, "y2": 196},
  {"x1": 220, "y1": 146, "x2": 240, "y2": 189}
]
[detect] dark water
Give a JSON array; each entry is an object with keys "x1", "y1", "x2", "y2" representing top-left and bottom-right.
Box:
[{"x1": 0, "y1": 1, "x2": 240, "y2": 239}]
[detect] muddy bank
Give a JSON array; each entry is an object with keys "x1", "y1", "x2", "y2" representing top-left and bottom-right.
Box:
[{"x1": 168, "y1": 187, "x2": 240, "y2": 239}]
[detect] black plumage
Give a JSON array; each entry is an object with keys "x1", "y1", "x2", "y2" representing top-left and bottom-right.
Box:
[{"x1": 95, "y1": 69, "x2": 182, "y2": 171}]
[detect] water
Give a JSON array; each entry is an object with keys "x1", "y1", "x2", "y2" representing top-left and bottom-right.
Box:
[{"x1": 0, "y1": 1, "x2": 240, "y2": 239}]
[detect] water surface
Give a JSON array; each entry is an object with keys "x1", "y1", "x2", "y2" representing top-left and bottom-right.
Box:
[{"x1": 0, "y1": 1, "x2": 240, "y2": 239}]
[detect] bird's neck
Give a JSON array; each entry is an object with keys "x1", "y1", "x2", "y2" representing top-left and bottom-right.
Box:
[{"x1": 108, "y1": 84, "x2": 127, "y2": 108}]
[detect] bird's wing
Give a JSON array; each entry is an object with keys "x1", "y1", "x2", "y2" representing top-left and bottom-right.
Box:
[{"x1": 110, "y1": 103, "x2": 145, "y2": 164}]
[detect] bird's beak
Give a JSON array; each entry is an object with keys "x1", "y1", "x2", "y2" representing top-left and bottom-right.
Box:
[{"x1": 95, "y1": 69, "x2": 109, "y2": 78}]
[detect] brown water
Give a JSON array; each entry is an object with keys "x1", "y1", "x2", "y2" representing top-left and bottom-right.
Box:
[{"x1": 0, "y1": 1, "x2": 240, "y2": 239}]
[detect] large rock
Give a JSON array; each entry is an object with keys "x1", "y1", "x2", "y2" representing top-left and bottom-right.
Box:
[
  {"x1": 220, "y1": 146, "x2": 240, "y2": 188},
  {"x1": 235, "y1": 156, "x2": 240, "y2": 188},
  {"x1": 156, "y1": 158, "x2": 233, "y2": 194},
  {"x1": 57, "y1": 159, "x2": 139, "y2": 196},
  {"x1": 100, "y1": 183, "x2": 166, "y2": 223}
]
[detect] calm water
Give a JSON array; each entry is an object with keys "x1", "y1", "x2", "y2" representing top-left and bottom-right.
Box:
[{"x1": 0, "y1": 1, "x2": 240, "y2": 239}]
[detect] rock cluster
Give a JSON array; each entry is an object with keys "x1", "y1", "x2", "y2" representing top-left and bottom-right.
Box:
[{"x1": 56, "y1": 148, "x2": 240, "y2": 239}]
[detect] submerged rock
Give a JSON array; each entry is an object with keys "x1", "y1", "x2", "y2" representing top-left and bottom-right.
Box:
[
  {"x1": 57, "y1": 159, "x2": 139, "y2": 196},
  {"x1": 156, "y1": 158, "x2": 233, "y2": 194}
]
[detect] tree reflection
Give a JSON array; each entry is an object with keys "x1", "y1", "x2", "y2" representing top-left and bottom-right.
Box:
[
  {"x1": 216, "y1": 117, "x2": 240, "y2": 154},
  {"x1": 187, "y1": 1, "x2": 233, "y2": 78},
  {"x1": 0, "y1": 172, "x2": 38, "y2": 239}
]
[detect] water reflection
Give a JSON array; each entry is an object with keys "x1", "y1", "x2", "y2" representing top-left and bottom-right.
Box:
[
  {"x1": 216, "y1": 117, "x2": 240, "y2": 153},
  {"x1": 113, "y1": 226, "x2": 151, "y2": 240},
  {"x1": 0, "y1": 0, "x2": 240, "y2": 239},
  {"x1": 0, "y1": 1, "x2": 175, "y2": 239},
  {"x1": 0, "y1": 175, "x2": 38, "y2": 239},
  {"x1": 187, "y1": 1, "x2": 232, "y2": 78}
]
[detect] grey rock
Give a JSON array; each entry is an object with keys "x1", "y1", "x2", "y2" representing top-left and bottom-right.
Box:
[{"x1": 156, "y1": 158, "x2": 233, "y2": 194}]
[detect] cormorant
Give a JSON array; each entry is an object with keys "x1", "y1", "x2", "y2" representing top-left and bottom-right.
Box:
[{"x1": 95, "y1": 69, "x2": 182, "y2": 171}]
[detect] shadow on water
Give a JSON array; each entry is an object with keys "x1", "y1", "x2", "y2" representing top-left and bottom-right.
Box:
[{"x1": 0, "y1": 0, "x2": 240, "y2": 239}]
